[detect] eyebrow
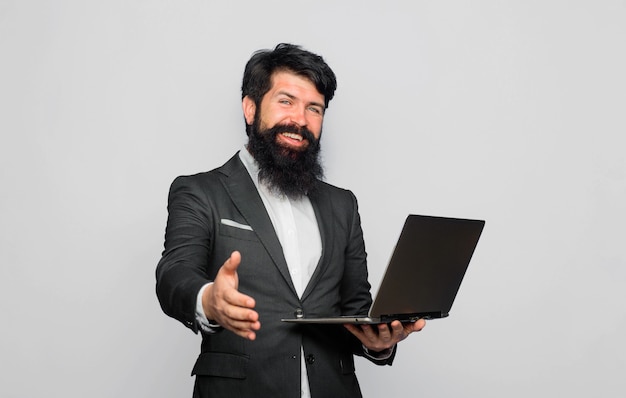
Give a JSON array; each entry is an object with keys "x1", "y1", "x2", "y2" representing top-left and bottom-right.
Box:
[{"x1": 276, "y1": 90, "x2": 325, "y2": 111}]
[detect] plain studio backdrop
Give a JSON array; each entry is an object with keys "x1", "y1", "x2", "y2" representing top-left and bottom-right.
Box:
[{"x1": 1, "y1": 1, "x2": 624, "y2": 397}]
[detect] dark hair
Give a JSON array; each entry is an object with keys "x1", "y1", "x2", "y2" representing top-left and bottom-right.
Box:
[{"x1": 241, "y1": 43, "x2": 337, "y2": 109}]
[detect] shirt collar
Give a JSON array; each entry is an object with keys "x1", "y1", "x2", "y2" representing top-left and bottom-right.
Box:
[{"x1": 238, "y1": 145, "x2": 260, "y2": 183}]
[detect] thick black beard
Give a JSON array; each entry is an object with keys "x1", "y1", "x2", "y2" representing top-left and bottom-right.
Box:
[{"x1": 247, "y1": 118, "x2": 324, "y2": 199}]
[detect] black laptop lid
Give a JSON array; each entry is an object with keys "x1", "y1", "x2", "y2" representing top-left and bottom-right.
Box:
[{"x1": 369, "y1": 215, "x2": 485, "y2": 320}]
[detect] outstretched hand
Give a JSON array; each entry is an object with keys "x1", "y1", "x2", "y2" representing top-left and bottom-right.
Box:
[
  {"x1": 202, "y1": 251, "x2": 260, "y2": 340},
  {"x1": 344, "y1": 319, "x2": 426, "y2": 353}
]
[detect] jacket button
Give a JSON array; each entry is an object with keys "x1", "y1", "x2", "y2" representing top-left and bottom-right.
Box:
[
  {"x1": 305, "y1": 354, "x2": 315, "y2": 364},
  {"x1": 295, "y1": 308, "x2": 304, "y2": 318}
]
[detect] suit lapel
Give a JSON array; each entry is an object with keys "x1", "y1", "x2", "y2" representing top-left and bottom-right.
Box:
[
  {"x1": 219, "y1": 154, "x2": 298, "y2": 297},
  {"x1": 301, "y1": 183, "x2": 334, "y2": 301}
]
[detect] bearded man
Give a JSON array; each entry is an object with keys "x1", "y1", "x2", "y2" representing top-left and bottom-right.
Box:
[{"x1": 156, "y1": 43, "x2": 425, "y2": 398}]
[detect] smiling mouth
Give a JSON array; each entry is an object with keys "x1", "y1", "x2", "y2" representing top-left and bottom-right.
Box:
[
  {"x1": 276, "y1": 131, "x2": 309, "y2": 152},
  {"x1": 281, "y1": 132, "x2": 303, "y2": 142}
]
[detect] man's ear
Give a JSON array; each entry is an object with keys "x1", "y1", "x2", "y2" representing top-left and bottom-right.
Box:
[{"x1": 242, "y1": 96, "x2": 256, "y2": 125}]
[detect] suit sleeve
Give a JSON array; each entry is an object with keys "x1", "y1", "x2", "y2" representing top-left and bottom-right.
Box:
[
  {"x1": 338, "y1": 191, "x2": 372, "y2": 316},
  {"x1": 155, "y1": 176, "x2": 215, "y2": 333},
  {"x1": 339, "y1": 191, "x2": 397, "y2": 366}
]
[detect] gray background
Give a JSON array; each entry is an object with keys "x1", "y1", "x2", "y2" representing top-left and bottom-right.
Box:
[{"x1": 1, "y1": 1, "x2": 624, "y2": 397}]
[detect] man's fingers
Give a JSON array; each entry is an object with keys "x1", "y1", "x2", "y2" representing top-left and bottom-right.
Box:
[
  {"x1": 377, "y1": 323, "x2": 393, "y2": 339},
  {"x1": 223, "y1": 317, "x2": 261, "y2": 341},
  {"x1": 346, "y1": 324, "x2": 383, "y2": 343},
  {"x1": 413, "y1": 318, "x2": 427, "y2": 331},
  {"x1": 229, "y1": 319, "x2": 261, "y2": 333},
  {"x1": 398, "y1": 319, "x2": 426, "y2": 335},
  {"x1": 220, "y1": 298, "x2": 259, "y2": 322},
  {"x1": 223, "y1": 286, "x2": 256, "y2": 309},
  {"x1": 232, "y1": 327, "x2": 259, "y2": 341},
  {"x1": 344, "y1": 319, "x2": 428, "y2": 352}
]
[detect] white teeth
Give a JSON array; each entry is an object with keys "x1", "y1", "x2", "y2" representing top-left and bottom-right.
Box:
[{"x1": 282, "y1": 132, "x2": 303, "y2": 141}]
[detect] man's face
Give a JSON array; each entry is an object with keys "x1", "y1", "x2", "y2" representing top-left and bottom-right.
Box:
[
  {"x1": 243, "y1": 71, "x2": 326, "y2": 198},
  {"x1": 244, "y1": 71, "x2": 325, "y2": 151}
]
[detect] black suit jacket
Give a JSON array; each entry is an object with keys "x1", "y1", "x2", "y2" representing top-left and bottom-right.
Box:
[{"x1": 156, "y1": 153, "x2": 394, "y2": 398}]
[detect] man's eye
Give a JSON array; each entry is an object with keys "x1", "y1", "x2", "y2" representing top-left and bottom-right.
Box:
[
  {"x1": 308, "y1": 107, "x2": 322, "y2": 114},
  {"x1": 279, "y1": 99, "x2": 291, "y2": 105}
]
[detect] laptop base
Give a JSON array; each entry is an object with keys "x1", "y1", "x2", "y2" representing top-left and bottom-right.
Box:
[{"x1": 281, "y1": 312, "x2": 447, "y2": 325}]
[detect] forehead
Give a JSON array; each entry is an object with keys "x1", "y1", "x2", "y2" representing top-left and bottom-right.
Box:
[{"x1": 267, "y1": 70, "x2": 324, "y2": 101}]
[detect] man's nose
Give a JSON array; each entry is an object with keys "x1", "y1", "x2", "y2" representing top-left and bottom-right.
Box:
[{"x1": 288, "y1": 105, "x2": 307, "y2": 127}]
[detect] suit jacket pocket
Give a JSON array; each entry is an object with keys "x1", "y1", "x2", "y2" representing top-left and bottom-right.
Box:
[
  {"x1": 191, "y1": 352, "x2": 249, "y2": 379},
  {"x1": 219, "y1": 223, "x2": 259, "y2": 242}
]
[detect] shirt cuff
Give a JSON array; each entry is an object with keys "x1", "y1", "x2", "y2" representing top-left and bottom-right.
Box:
[
  {"x1": 195, "y1": 282, "x2": 222, "y2": 334},
  {"x1": 362, "y1": 344, "x2": 395, "y2": 360}
]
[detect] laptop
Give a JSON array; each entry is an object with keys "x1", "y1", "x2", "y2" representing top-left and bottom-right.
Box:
[{"x1": 281, "y1": 214, "x2": 485, "y2": 324}]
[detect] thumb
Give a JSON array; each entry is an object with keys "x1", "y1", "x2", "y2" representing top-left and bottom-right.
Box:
[{"x1": 221, "y1": 251, "x2": 242, "y2": 276}]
